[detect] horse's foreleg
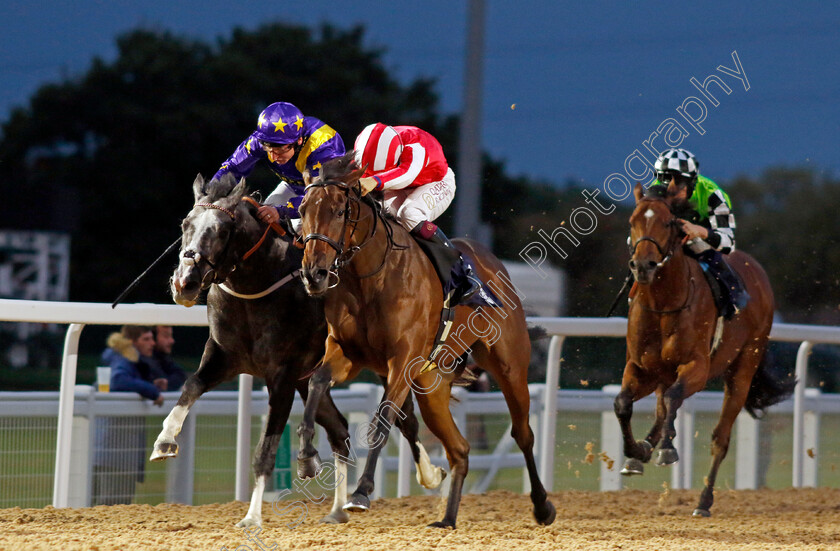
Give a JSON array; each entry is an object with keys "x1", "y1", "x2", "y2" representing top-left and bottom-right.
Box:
[
  {"x1": 344, "y1": 380, "x2": 411, "y2": 513},
  {"x1": 412, "y1": 374, "x2": 469, "y2": 529},
  {"x1": 643, "y1": 386, "x2": 668, "y2": 449},
  {"x1": 237, "y1": 382, "x2": 295, "y2": 528},
  {"x1": 615, "y1": 361, "x2": 657, "y2": 473},
  {"x1": 296, "y1": 364, "x2": 331, "y2": 479},
  {"x1": 657, "y1": 359, "x2": 708, "y2": 467},
  {"x1": 379, "y1": 377, "x2": 445, "y2": 490},
  {"x1": 297, "y1": 337, "x2": 352, "y2": 480},
  {"x1": 694, "y1": 351, "x2": 758, "y2": 517},
  {"x1": 151, "y1": 339, "x2": 229, "y2": 461}
]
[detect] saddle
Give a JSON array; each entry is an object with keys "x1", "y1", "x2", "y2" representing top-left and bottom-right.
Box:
[
  {"x1": 412, "y1": 236, "x2": 500, "y2": 309},
  {"x1": 411, "y1": 235, "x2": 500, "y2": 375}
]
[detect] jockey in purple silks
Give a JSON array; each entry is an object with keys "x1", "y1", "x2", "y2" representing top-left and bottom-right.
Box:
[{"x1": 213, "y1": 101, "x2": 345, "y2": 228}]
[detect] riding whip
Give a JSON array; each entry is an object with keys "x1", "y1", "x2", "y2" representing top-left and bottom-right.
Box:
[
  {"x1": 606, "y1": 270, "x2": 634, "y2": 317},
  {"x1": 111, "y1": 236, "x2": 182, "y2": 308}
]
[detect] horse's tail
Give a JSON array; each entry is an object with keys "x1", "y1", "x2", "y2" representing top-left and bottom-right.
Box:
[
  {"x1": 527, "y1": 324, "x2": 549, "y2": 341},
  {"x1": 744, "y1": 349, "x2": 797, "y2": 419}
]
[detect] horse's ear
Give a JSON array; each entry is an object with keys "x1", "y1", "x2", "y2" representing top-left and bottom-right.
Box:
[
  {"x1": 303, "y1": 170, "x2": 312, "y2": 187},
  {"x1": 231, "y1": 177, "x2": 248, "y2": 201},
  {"x1": 633, "y1": 183, "x2": 644, "y2": 203},
  {"x1": 193, "y1": 174, "x2": 205, "y2": 202},
  {"x1": 340, "y1": 164, "x2": 367, "y2": 185}
]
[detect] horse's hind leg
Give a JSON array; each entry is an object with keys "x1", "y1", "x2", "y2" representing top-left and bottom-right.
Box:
[
  {"x1": 473, "y1": 345, "x2": 555, "y2": 526},
  {"x1": 614, "y1": 360, "x2": 659, "y2": 473},
  {"x1": 151, "y1": 339, "x2": 231, "y2": 461},
  {"x1": 237, "y1": 379, "x2": 295, "y2": 528},
  {"x1": 694, "y1": 349, "x2": 761, "y2": 517}
]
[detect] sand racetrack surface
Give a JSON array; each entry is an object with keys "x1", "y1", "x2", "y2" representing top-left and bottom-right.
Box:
[{"x1": 1, "y1": 488, "x2": 839, "y2": 551}]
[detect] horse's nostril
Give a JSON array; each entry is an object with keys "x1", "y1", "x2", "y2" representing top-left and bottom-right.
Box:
[
  {"x1": 316, "y1": 268, "x2": 329, "y2": 282},
  {"x1": 647, "y1": 260, "x2": 657, "y2": 269},
  {"x1": 629, "y1": 259, "x2": 636, "y2": 269}
]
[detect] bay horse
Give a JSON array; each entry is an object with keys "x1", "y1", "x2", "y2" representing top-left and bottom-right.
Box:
[
  {"x1": 154, "y1": 173, "x2": 430, "y2": 527},
  {"x1": 617, "y1": 183, "x2": 795, "y2": 516},
  {"x1": 295, "y1": 153, "x2": 555, "y2": 529}
]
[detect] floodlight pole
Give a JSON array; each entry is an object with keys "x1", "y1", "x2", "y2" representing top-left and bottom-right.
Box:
[{"x1": 454, "y1": 0, "x2": 488, "y2": 244}]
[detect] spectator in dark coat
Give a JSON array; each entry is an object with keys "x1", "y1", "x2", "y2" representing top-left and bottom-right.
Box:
[{"x1": 92, "y1": 325, "x2": 163, "y2": 505}]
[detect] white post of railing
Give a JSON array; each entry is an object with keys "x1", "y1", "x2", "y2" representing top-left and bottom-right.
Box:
[
  {"x1": 53, "y1": 323, "x2": 85, "y2": 508},
  {"x1": 675, "y1": 408, "x2": 694, "y2": 489},
  {"x1": 167, "y1": 412, "x2": 196, "y2": 504},
  {"x1": 671, "y1": 409, "x2": 687, "y2": 489},
  {"x1": 235, "y1": 374, "x2": 254, "y2": 501},
  {"x1": 735, "y1": 412, "x2": 761, "y2": 489},
  {"x1": 792, "y1": 341, "x2": 812, "y2": 488},
  {"x1": 803, "y1": 388, "x2": 821, "y2": 487},
  {"x1": 539, "y1": 335, "x2": 563, "y2": 491},
  {"x1": 397, "y1": 436, "x2": 412, "y2": 497},
  {"x1": 600, "y1": 408, "x2": 622, "y2": 491}
]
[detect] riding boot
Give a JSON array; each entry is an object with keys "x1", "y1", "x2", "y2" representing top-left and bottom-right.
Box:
[
  {"x1": 411, "y1": 222, "x2": 481, "y2": 303},
  {"x1": 697, "y1": 249, "x2": 750, "y2": 319}
]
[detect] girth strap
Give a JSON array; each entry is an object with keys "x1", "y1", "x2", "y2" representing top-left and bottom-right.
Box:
[{"x1": 419, "y1": 291, "x2": 457, "y2": 375}]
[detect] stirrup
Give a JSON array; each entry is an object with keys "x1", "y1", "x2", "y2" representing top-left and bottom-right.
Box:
[{"x1": 457, "y1": 275, "x2": 481, "y2": 303}]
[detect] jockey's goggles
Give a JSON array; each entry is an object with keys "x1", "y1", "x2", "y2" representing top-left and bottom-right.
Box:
[
  {"x1": 656, "y1": 170, "x2": 691, "y2": 186},
  {"x1": 260, "y1": 140, "x2": 294, "y2": 152}
]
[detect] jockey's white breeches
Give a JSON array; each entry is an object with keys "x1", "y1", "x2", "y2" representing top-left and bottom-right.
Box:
[{"x1": 383, "y1": 168, "x2": 456, "y2": 231}]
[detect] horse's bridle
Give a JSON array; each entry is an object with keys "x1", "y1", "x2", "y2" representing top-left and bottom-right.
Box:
[
  {"x1": 628, "y1": 212, "x2": 696, "y2": 314},
  {"x1": 628, "y1": 216, "x2": 680, "y2": 269},
  {"x1": 301, "y1": 179, "x2": 406, "y2": 282},
  {"x1": 184, "y1": 197, "x2": 291, "y2": 290},
  {"x1": 183, "y1": 202, "x2": 239, "y2": 288}
]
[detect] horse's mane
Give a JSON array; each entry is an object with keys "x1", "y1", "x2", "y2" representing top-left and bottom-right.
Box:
[
  {"x1": 320, "y1": 152, "x2": 359, "y2": 181},
  {"x1": 204, "y1": 173, "x2": 240, "y2": 202},
  {"x1": 319, "y1": 153, "x2": 401, "y2": 225}
]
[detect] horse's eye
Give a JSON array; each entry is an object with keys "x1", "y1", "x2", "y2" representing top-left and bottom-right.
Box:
[{"x1": 336, "y1": 209, "x2": 345, "y2": 218}]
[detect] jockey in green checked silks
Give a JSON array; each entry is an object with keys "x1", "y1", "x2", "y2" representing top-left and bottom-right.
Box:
[{"x1": 645, "y1": 147, "x2": 749, "y2": 319}]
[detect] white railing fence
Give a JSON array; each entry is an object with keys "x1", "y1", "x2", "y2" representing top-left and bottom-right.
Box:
[{"x1": 1, "y1": 299, "x2": 839, "y2": 507}]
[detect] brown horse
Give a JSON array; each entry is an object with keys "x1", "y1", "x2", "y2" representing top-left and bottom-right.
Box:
[
  {"x1": 294, "y1": 154, "x2": 555, "y2": 529},
  {"x1": 617, "y1": 183, "x2": 795, "y2": 516}
]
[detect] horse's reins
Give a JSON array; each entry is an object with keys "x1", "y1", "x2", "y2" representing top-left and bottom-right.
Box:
[{"x1": 189, "y1": 197, "x2": 301, "y2": 298}]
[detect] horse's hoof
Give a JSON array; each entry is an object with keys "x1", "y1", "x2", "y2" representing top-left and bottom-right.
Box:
[
  {"x1": 428, "y1": 520, "x2": 456, "y2": 530},
  {"x1": 621, "y1": 458, "x2": 645, "y2": 476},
  {"x1": 320, "y1": 510, "x2": 350, "y2": 524},
  {"x1": 692, "y1": 508, "x2": 711, "y2": 518},
  {"x1": 656, "y1": 448, "x2": 679, "y2": 466},
  {"x1": 149, "y1": 442, "x2": 178, "y2": 462},
  {"x1": 534, "y1": 500, "x2": 556, "y2": 526},
  {"x1": 235, "y1": 516, "x2": 261, "y2": 528},
  {"x1": 297, "y1": 453, "x2": 322, "y2": 479},
  {"x1": 342, "y1": 493, "x2": 370, "y2": 513}
]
